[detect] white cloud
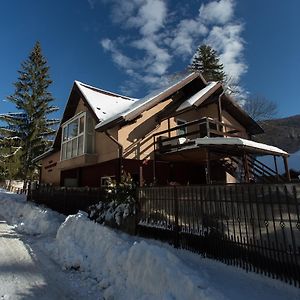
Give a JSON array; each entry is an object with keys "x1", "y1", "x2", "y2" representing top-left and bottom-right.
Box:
[
  {"x1": 127, "y1": 0, "x2": 167, "y2": 36},
  {"x1": 100, "y1": 0, "x2": 170, "y2": 89},
  {"x1": 132, "y1": 38, "x2": 171, "y2": 75},
  {"x1": 100, "y1": 38, "x2": 137, "y2": 70},
  {"x1": 199, "y1": 0, "x2": 235, "y2": 25},
  {"x1": 171, "y1": 19, "x2": 207, "y2": 56},
  {"x1": 206, "y1": 24, "x2": 246, "y2": 83},
  {"x1": 110, "y1": 0, "x2": 166, "y2": 36},
  {"x1": 99, "y1": 0, "x2": 247, "y2": 97}
]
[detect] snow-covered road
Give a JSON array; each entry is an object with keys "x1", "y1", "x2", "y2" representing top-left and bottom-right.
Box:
[{"x1": 0, "y1": 216, "x2": 101, "y2": 300}]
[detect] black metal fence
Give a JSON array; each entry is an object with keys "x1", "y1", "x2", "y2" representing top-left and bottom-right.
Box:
[
  {"x1": 137, "y1": 183, "x2": 300, "y2": 286},
  {"x1": 30, "y1": 185, "x2": 105, "y2": 215}
]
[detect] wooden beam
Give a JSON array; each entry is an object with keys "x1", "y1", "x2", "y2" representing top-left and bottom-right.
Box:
[
  {"x1": 218, "y1": 93, "x2": 223, "y2": 123},
  {"x1": 153, "y1": 136, "x2": 157, "y2": 184},
  {"x1": 167, "y1": 118, "x2": 171, "y2": 138}
]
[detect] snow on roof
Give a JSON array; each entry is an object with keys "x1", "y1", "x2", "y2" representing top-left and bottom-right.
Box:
[
  {"x1": 95, "y1": 72, "x2": 199, "y2": 131},
  {"x1": 176, "y1": 81, "x2": 220, "y2": 112},
  {"x1": 193, "y1": 137, "x2": 288, "y2": 156},
  {"x1": 75, "y1": 81, "x2": 136, "y2": 123}
]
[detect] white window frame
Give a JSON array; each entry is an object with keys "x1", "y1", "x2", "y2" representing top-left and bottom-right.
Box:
[{"x1": 60, "y1": 112, "x2": 88, "y2": 161}]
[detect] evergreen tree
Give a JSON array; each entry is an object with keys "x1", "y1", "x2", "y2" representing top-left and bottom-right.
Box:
[
  {"x1": 189, "y1": 44, "x2": 226, "y2": 82},
  {"x1": 0, "y1": 42, "x2": 59, "y2": 185},
  {"x1": 0, "y1": 136, "x2": 22, "y2": 182}
]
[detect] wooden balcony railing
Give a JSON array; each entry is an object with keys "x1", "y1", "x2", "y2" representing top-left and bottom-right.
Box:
[{"x1": 154, "y1": 117, "x2": 244, "y2": 153}]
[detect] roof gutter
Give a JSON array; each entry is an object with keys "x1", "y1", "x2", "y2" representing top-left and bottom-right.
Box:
[
  {"x1": 105, "y1": 131, "x2": 123, "y2": 182},
  {"x1": 32, "y1": 148, "x2": 55, "y2": 163}
]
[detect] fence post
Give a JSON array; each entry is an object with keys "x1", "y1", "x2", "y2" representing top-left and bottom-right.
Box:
[{"x1": 174, "y1": 186, "x2": 179, "y2": 248}]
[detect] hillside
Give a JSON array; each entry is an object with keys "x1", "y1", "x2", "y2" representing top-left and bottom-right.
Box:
[{"x1": 254, "y1": 114, "x2": 300, "y2": 154}]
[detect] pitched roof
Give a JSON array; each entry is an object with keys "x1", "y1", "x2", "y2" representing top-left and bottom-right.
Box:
[
  {"x1": 95, "y1": 72, "x2": 201, "y2": 131},
  {"x1": 75, "y1": 81, "x2": 136, "y2": 123}
]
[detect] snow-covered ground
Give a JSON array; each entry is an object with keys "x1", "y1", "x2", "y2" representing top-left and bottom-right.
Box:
[{"x1": 0, "y1": 188, "x2": 299, "y2": 300}]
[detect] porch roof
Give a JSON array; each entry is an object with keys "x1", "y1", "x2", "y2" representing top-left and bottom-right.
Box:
[{"x1": 164, "y1": 137, "x2": 289, "y2": 157}]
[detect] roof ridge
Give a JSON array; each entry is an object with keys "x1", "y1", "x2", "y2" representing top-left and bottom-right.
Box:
[{"x1": 75, "y1": 80, "x2": 136, "y2": 102}]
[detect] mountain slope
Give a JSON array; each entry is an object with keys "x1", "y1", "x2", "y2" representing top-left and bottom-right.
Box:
[{"x1": 254, "y1": 114, "x2": 300, "y2": 154}]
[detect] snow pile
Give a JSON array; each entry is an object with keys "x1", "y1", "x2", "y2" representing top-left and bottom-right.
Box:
[
  {"x1": 55, "y1": 212, "x2": 220, "y2": 300},
  {"x1": 89, "y1": 201, "x2": 134, "y2": 227},
  {"x1": 1, "y1": 189, "x2": 299, "y2": 300},
  {"x1": 0, "y1": 188, "x2": 64, "y2": 236}
]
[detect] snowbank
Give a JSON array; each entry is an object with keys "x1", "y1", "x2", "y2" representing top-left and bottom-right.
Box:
[
  {"x1": 0, "y1": 188, "x2": 64, "y2": 236},
  {"x1": 1, "y1": 189, "x2": 299, "y2": 300},
  {"x1": 55, "y1": 212, "x2": 221, "y2": 300}
]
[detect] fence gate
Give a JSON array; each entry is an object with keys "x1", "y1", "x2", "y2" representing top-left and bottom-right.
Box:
[{"x1": 137, "y1": 184, "x2": 300, "y2": 287}]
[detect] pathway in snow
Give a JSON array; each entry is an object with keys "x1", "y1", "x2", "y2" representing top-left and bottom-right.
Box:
[{"x1": 0, "y1": 217, "x2": 101, "y2": 300}]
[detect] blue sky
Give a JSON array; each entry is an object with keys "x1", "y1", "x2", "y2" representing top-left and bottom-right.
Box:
[{"x1": 0, "y1": 0, "x2": 299, "y2": 119}]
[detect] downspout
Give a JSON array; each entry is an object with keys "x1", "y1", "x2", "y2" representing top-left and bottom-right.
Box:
[
  {"x1": 105, "y1": 131, "x2": 123, "y2": 182},
  {"x1": 218, "y1": 88, "x2": 225, "y2": 124}
]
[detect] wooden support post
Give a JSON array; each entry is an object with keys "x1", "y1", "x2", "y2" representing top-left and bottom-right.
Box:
[
  {"x1": 153, "y1": 136, "x2": 157, "y2": 185},
  {"x1": 273, "y1": 156, "x2": 279, "y2": 182},
  {"x1": 218, "y1": 96, "x2": 223, "y2": 123},
  {"x1": 206, "y1": 118, "x2": 210, "y2": 137},
  {"x1": 243, "y1": 152, "x2": 250, "y2": 183},
  {"x1": 283, "y1": 156, "x2": 291, "y2": 182},
  {"x1": 206, "y1": 149, "x2": 211, "y2": 184}
]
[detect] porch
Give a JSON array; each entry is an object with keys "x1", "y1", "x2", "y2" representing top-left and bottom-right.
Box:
[{"x1": 152, "y1": 117, "x2": 290, "y2": 184}]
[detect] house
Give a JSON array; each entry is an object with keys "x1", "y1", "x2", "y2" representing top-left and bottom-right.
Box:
[{"x1": 35, "y1": 72, "x2": 290, "y2": 187}]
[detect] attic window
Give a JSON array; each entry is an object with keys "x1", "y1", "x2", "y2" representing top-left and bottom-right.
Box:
[{"x1": 61, "y1": 112, "x2": 95, "y2": 161}]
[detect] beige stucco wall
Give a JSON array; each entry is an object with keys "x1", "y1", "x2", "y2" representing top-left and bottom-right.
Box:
[
  {"x1": 119, "y1": 99, "x2": 173, "y2": 160},
  {"x1": 177, "y1": 103, "x2": 219, "y2": 122},
  {"x1": 75, "y1": 98, "x2": 88, "y2": 114},
  {"x1": 40, "y1": 151, "x2": 61, "y2": 186},
  {"x1": 222, "y1": 110, "x2": 248, "y2": 138},
  {"x1": 95, "y1": 129, "x2": 119, "y2": 163}
]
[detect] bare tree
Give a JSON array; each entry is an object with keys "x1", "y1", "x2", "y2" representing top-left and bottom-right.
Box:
[{"x1": 243, "y1": 95, "x2": 278, "y2": 121}]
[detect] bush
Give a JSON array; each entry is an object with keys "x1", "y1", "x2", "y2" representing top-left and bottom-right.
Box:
[{"x1": 88, "y1": 172, "x2": 137, "y2": 233}]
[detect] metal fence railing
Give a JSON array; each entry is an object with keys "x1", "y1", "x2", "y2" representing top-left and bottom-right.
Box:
[
  {"x1": 137, "y1": 183, "x2": 300, "y2": 286},
  {"x1": 30, "y1": 185, "x2": 105, "y2": 215}
]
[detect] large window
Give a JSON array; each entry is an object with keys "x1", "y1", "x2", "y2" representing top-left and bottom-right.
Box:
[{"x1": 61, "y1": 112, "x2": 95, "y2": 160}]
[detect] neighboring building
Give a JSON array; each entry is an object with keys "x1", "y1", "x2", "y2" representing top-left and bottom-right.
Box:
[{"x1": 35, "y1": 72, "x2": 290, "y2": 187}]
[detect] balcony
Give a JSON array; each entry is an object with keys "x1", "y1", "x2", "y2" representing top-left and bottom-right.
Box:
[{"x1": 155, "y1": 117, "x2": 245, "y2": 154}]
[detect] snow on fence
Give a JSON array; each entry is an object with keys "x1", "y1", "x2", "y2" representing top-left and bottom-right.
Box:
[{"x1": 137, "y1": 183, "x2": 300, "y2": 287}]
